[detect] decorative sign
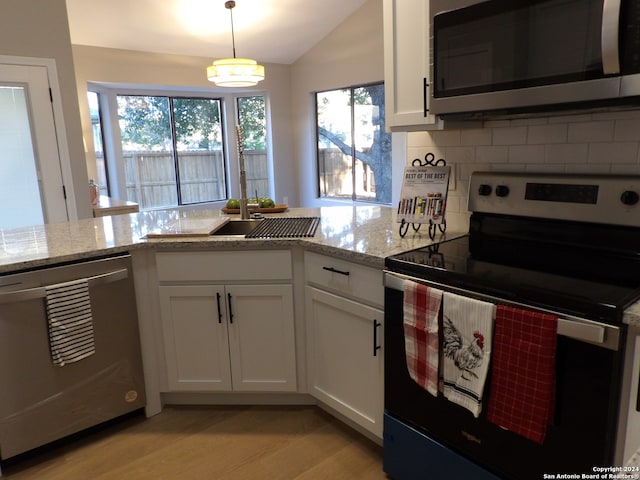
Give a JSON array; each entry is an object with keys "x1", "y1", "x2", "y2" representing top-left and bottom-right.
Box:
[{"x1": 397, "y1": 165, "x2": 451, "y2": 225}]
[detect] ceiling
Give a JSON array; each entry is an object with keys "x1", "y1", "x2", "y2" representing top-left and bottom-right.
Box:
[{"x1": 65, "y1": 0, "x2": 368, "y2": 65}]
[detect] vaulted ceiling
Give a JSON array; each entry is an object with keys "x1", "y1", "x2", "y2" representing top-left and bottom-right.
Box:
[{"x1": 65, "y1": 0, "x2": 369, "y2": 65}]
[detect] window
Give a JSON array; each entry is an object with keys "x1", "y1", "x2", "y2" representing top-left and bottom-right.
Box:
[
  {"x1": 316, "y1": 83, "x2": 391, "y2": 204},
  {"x1": 117, "y1": 95, "x2": 226, "y2": 210},
  {"x1": 88, "y1": 91, "x2": 109, "y2": 196},
  {"x1": 236, "y1": 96, "x2": 269, "y2": 199}
]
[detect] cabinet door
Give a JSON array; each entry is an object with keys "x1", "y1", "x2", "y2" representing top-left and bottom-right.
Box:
[
  {"x1": 159, "y1": 285, "x2": 232, "y2": 391},
  {"x1": 226, "y1": 284, "x2": 297, "y2": 392},
  {"x1": 306, "y1": 286, "x2": 384, "y2": 438},
  {"x1": 383, "y1": 0, "x2": 441, "y2": 131}
]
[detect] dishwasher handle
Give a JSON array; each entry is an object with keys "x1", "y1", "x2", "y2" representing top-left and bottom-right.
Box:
[{"x1": 0, "y1": 268, "x2": 129, "y2": 305}]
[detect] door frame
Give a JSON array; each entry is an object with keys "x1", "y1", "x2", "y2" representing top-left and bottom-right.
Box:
[{"x1": 0, "y1": 55, "x2": 77, "y2": 221}]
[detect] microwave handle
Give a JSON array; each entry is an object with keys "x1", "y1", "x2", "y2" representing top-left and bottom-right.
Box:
[
  {"x1": 423, "y1": 78, "x2": 428, "y2": 117},
  {"x1": 602, "y1": 0, "x2": 621, "y2": 74}
]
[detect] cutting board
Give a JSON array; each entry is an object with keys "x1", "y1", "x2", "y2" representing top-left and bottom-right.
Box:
[{"x1": 146, "y1": 217, "x2": 230, "y2": 238}]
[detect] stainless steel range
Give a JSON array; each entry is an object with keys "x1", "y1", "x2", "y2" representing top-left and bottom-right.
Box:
[{"x1": 383, "y1": 172, "x2": 640, "y2": 480}]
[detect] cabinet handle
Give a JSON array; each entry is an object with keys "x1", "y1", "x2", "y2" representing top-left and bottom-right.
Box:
[
  {"x1": 373, "y1": 319, "x2": 382, "y2": 357},
  {"x1": 322, "y1": 266, "x2": 350, "y2": 276},
  {"x1": 227, "y1": 292, "x2": 234, "y2": 324},
  {"x1": 423, "y1": 77, "x2": 429, "y2": 117},
  {"x1": 216, "y1": 292, "x2": 223, "y2": 324}
]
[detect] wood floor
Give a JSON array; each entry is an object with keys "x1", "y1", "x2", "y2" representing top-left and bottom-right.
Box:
[{"x1": 1, "y1": 405, "x2": 389, "y2": 479}]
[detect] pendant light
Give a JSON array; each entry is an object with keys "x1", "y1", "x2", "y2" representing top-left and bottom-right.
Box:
[{"x1": 207, "y1": 1, "x2": 265, "y2": 87}]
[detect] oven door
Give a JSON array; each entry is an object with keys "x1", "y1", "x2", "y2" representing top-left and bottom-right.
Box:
[{"x1": 383, "y1": 271, "x2": 625, "y2": 480}]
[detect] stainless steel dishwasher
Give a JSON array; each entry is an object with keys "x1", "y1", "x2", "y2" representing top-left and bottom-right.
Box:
[{"x1": 0, "y1": 254, "x2": 146, "y2": 462}]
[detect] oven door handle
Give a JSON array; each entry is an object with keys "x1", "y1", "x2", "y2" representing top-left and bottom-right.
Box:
[
  {"x1": 556, "y1": 318, "x2": 604, "y2": 345},
  {"x1": 384, "y1": 271, "x2": 620, "y2": 351}
]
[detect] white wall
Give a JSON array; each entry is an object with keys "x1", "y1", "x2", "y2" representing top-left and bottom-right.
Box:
[
  {"x1": 290, "y1": 0, "x2": 387, "y2": 207},
  {"x1": 0, "y1": 0, "x2": 91, "y2": 219},
  {"x1": 72, "y1": 0, "x2": 388, "y2": 209},
  {"x1": 72, "y1": 46, "x2": 295, "y2": 206}
]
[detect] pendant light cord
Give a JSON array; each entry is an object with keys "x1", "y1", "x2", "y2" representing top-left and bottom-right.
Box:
[{"x1": 225, "y1": 0, "x2": 237, "y2": 59}]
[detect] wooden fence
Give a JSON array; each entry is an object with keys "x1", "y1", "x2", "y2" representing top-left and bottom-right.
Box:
[
  {"x1": 96, "y1": 148, "x2": 373, "y2": 210},
  {"x1": 120, "y1": 150, "x2": 269, "y2": 210},
  {"x1": 317, "y1": 148, "x2": 376, "y2": 200}
]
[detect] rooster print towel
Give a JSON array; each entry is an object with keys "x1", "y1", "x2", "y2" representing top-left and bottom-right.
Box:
[{"x1": 441, "y1": 292, "x2": 496, "y2": 418}]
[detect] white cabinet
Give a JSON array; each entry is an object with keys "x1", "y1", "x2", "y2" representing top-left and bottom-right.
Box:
[
  {"x1": 304, "y1": 251, "x2": 384, "y2": 438},
  {"x1": 157, "y1": 251, "x2": 297, "y2": 393},
  {"x1": 383, "y1": 0, "x2": 442, "y2": 131}
]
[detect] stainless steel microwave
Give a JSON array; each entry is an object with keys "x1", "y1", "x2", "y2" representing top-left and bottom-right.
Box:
[{"x1": 430, "y1": 0, "x2": 640, "y2": 119}]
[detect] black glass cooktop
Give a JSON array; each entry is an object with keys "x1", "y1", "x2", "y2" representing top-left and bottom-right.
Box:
[{"x1": 386, "y1": 233, "x2": 640, "y2": 324}]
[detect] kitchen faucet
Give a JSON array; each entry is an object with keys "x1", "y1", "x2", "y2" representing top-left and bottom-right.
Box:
[{"x1": 235, "y1": 126, "x2": 258, "y2": 220}]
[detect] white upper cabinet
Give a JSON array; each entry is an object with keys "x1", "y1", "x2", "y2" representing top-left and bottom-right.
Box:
[{"x1": 383, "y1": 0, "x2": 443, "y2": 131}]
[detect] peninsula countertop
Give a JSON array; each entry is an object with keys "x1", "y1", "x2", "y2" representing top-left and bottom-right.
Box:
[{"x1": 0, "y1": 205, "x2": 458, "y2": 274}]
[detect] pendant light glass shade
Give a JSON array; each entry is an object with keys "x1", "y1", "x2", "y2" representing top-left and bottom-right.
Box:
[
  {"x1": 207, "y1": 58, "x2": 265, "y2": 87},
  {"x1": 207, "y1": 1, "x2": 265, "y2": 87}
]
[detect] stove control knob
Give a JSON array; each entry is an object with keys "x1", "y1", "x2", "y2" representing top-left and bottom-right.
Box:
[
  {"x1": 495, "y1": 185, "x2": 510, "y2": 197},
  {"x1": 621, "y1": 190, "x2": 639, "y2": 206},
  {"x1": 478, "y1": 184, "x2": 492, "y2": 196}
]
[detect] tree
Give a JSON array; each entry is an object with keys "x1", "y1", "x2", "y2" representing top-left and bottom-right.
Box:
[
  {"x1": 237, "y1": 96, "x2": 266, "y2": 150},
  {"x1": 117, "y1": 95, "x2": 265, "y2": 151},
  {"x1": 317, "y1": 84, "x2": 392, "y2": 204}
]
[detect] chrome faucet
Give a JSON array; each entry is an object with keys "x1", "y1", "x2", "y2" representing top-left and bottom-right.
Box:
[
  {"x1": 236, "y1": 126, "x2": 260, "y2": 219},
  {"x1": 236, "y1": 126, "x2": 251, "y2": 220}
]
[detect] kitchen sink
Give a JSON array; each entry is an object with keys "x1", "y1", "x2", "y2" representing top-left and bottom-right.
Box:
[{"x1": 210, "y1": 219, "x2": 262, "y2": 236}]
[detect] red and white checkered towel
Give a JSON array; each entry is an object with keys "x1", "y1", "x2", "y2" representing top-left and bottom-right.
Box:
[
  {"x1": 403, "y1": 280, "x2": 443, "y2": 396},
  {"x1": 486, "y1": 305, "x2": 558, "y2": 444}
]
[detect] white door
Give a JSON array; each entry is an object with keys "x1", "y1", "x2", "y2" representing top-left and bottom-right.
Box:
[
  {"x1": 159, "y1": 285, "x2": 232, "y2": 391},
  {"x1": 0, "y1": 64, "x2": 68, "y2": 228},
  {"x1": 306, "y1": 286, "x2": 384, "y2": 437},
  {"x1": 226, "y1": 284, "x2": 297, "y2": 392}
]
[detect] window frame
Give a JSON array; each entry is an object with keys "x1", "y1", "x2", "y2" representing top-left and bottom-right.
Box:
[
  {"x1": 314, "y1": 81, "x2": 390, "y2": 205},
  {"x1": 88, "y1": 85, "x2": 272, "y2": 211}
]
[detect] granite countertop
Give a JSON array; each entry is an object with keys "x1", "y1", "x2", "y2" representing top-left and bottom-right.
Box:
[
  {"x1": 4, "y1": 204, "x2": 638, "y2": 325},
  {"x1": 0, "y1": 205, "x2": 458, "y2": 274}
]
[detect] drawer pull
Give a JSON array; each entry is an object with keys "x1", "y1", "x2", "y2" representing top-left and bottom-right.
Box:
[
  {"x1": 373, "y1": 319, "x2": 382, "y2": 357},
  {"x1": 322, "y1": 266, "x2": 350, "y2": 277}
]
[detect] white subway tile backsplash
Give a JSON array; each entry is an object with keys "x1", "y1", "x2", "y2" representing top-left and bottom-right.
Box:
[
  {"x1": 588, "y1": 142, "x2": 639, "y2": 164},
  {"x1": 403, "y1": 109, "x2": 640, "y2": 230},
  {"x1": 442, "y1": 146, "x2": 474, "y2": 164},
  {"x1": 594, "y1": 110, "x2": 640, "y2": 121},
  {"x1": 460, "y1": 128, "x2": 492, "y2": 146},
  {"x1": 611, "y1": 164, "x2": 640, "y2": 174},
  {"x1": 427, "y1": 129, "x2": 462, "y2": 146},
  {"x1": 510, "y1": 117, "x2": 550, "y2": 127},
  {"x1": 548, "y1": 113, "x2": 593, "y2": 124},
  {"x1": 476, "y1": 145, "x2": 509, "y2": 163},
  {"x1": 545, "y1": 143, "x2": 589, "y2": 164},
  {"x1": 527, "y1": 124, "x2": 568, "y2": 144},
  {"x1": 525, "y1": 164, "x2": 566, "y2": 173},
  {"x1": 508, "y1": 145, "x2": 545, "y2": 164},
  {"x1": 492, "y1": 126, "x2": 527, "y2": 145},
  {"x1": 568, "y1": 121, "x2": 614, "y2": 143},
  {"x1": 566, "y1": 164, "x2": 613, "y2": 174},
  {"x1": 614, "y1": 119, "x2": 640, "y2": 142}
]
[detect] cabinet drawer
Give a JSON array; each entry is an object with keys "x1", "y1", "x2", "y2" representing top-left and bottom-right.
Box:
[
  {"x1": 304, "y1": 251, "x2": 383, "y2": 307},
  {"x1": 156, "y1": 250, "x2": 292, "y2": 282}
]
